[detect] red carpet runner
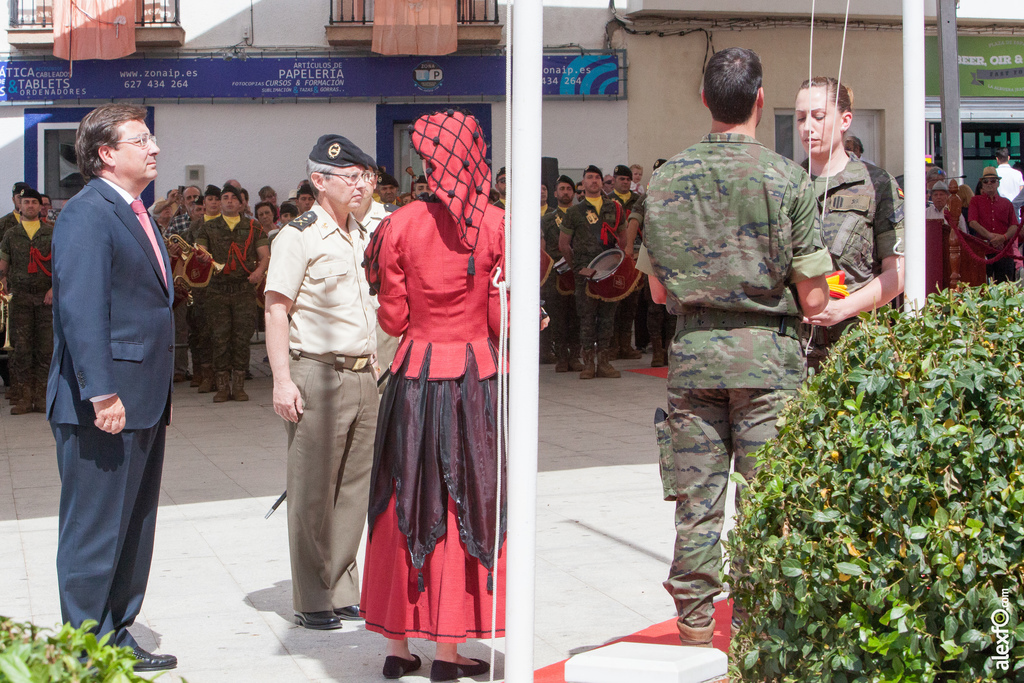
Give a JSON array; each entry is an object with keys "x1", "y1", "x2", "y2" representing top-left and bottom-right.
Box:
[
  {"x1": 626, "y1": 366, "x2": 669, "y2": 379},
  {"x1": 534, "y1": 599, "x2": 732, "y2": 682}
]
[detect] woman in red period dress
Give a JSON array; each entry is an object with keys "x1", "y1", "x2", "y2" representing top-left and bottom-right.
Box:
[{"x1": 361, "y1": 110, "x2": 506, "y2": 682}]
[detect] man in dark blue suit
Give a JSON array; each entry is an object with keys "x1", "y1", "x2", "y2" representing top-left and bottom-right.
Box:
[{"x1": 47, "y1": 104, "x2": 177, "y2": 671}]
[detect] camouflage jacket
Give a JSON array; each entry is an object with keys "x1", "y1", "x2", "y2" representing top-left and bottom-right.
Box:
[
  {"x1": 0, "y1": 220, "x2": 53, "y2": 291},
  {"x1": 560, "y1": 197, "x2": 624, "y2": 272},
  {"x1": 0, "y1": 212, "x2": 20, "y2": 243},
  {"x1": 811, "y1": 158, "x2": 904, "y2": 295},
  {"x1": 194, "y1": 215, "x2": 268, "y2": 281},
  {"x1": 541, "y1": 206, "x2": 569, "y2": 260},
  {"x1": 645, "y1": 133, "x2": 833, "y2": 389}
]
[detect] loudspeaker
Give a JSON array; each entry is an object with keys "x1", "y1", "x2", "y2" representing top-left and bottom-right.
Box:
[{"x1": 541, "y1": 157, "x2": 559, "y2": 212}]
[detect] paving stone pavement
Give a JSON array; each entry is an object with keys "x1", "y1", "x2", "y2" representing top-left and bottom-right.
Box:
[{"x1": 0, "y1": 343, "x2": 736, "y2": 682}]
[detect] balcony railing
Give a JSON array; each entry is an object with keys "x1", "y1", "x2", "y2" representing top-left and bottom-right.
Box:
[
  {"x1": 330, "y1": 0, "x2": 499, "y2": 25},
  {"x1": 10, "y1": 0, "x2": 180, "y2": 28}
]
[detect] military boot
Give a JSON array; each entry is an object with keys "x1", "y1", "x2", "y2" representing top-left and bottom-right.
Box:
[
  {"x1": 213, "y1": 371, "x2": 231, "y2": 403},
  {"x1": 6, "y1": 383, "x2": 21, "y2": 403},
  {"x1": 10, "y1": 390, "x2": 32, "y2": 415},
  {"x1": 231, "y1": 370, "x2": 249, "y2": 402},
  {"x1": 554, "y1": 347, "x2": 570, "y2": 373},
  {"x1": 567, "y1": 346, "x2": 585, "y2": 372},
  {"x1": 617, "y1": 330, "x2": 643, "y2": 360},
  {"x1": 677, "y1": 621, "x2": 715, "y2": 648},
  {"x1": 189, "y1": 364, "x2": 201, "y2": 387},
  {"x1": 197, "y1": 365, "x2": 214, "y2": 393},
  {"x1": 651, "y1": 336, "x2": 667, "y2": 368},
  {"x1": 31, "y1": 381, "x2": 46, "y2": 413},
  {"x1": 596, "y1": 349, "x2": 621, "y2": 378},
  {"x1": 579, "y1": 348, "x2": 596, "y2": 380}
]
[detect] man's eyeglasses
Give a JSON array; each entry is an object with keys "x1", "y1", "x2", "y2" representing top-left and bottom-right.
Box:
[
  {"x1": 982, "y1": 178, "x2": 1000, "y2": 184},
  {"x1": 114, "y1": 133, "x2": 157, "y2": 148},
  {"x1": 320, "y1": 170, "x2": 375, "y2": 186}
]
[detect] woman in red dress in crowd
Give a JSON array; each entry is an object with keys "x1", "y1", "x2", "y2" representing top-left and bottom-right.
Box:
[{"x1": 361, "y1": 109, "x2": 507, "y2": 682}]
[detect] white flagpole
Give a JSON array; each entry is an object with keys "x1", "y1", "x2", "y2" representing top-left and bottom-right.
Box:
[
  {"x1": 903, "y1": 0, "x2": 927, "y2": 310},
  {"x1": 506, "y1": 0, "x2": 542, "y2": 680}
]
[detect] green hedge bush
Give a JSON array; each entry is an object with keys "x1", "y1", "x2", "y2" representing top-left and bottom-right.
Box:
[
  {"x1": 728, "y1": 284, "x2": 1024, "y2": 682},
  {"x1": 0, "y1": 617, "x2": 150, "y2": 683}
]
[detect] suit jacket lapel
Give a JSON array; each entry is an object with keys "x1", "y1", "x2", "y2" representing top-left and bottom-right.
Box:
[{"x1": 92, "y1": 179, "x2": 170, "y2": 296}]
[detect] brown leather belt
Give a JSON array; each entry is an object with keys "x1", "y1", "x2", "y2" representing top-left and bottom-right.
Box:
[{"x1": 290, "y1": 350, "x2": 372, "y2": 373}]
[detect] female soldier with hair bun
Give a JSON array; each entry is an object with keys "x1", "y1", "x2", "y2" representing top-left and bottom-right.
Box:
[{"x1": 795, "y1": 76, "x2": 905, "y2": 368}]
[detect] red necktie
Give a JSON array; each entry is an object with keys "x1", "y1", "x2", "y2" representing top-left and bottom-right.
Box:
[{"x1": 131, "y1": 199, "x2": 167, "y2": 285}]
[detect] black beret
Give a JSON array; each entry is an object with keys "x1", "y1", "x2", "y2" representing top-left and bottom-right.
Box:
[
  {"x1": 653, "y1": 158, "x2": 668, "y2": 171},
  {"x1": 309, "y1": 134, "x2": 367, "y2": 169},
  {"x1": 360, "y1": 152, "x2": 378, "y2": 172},
  {"x1": 556, "y1": 174, "x2": 575, "y2": 188},
  {"x1": 496, "y1": 166, "x2": 506, "y2": 180},
  {"x1": 584, "y1": 165, "x2": 603, "y2": 177},
  {"x1": 11, "y1": 182, "x2": 30, "y2": 196},
  {"x1": 414, "y1": 175, "x2": 427, "y2": 185},
  {"x1": 204, "y1": 184, "x2": 222, "y2": 198},
  {"x1": 613, "y1": 164, "x2": 632, "y2": 178},
  {"x1": 220, "y1": 184, "x2": 243, "y2": 200},
  {"x1": 378, "y1": 172, "x2": 399, "y2": 188},
  {"x1": 296, "y1": 183, "x2": 315, "y2": 198},
  {"x1": 18, "y1": 187, "x2": 41, "y2": 202}
]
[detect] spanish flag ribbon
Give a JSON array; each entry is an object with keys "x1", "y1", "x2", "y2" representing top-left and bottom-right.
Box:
[{"x1": 827, "y1": 270, "x2": 848, "y2": 299}]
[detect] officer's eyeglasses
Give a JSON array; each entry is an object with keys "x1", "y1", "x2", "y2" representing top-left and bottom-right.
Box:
[
  {"x1": 321, "y1": 170, "x2": 375, "y2": 186},
  {"x1": 114, "y1": 133, "x2": 157, "y2": 149}
]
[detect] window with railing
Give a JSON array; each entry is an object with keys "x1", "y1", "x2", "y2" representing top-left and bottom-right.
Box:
[
  {"x1": 10, "y1": 0, "x2": 180, "y2": 28},
  {"x1": 330, "y1": 0, "x2": 499, "y2": 25}
]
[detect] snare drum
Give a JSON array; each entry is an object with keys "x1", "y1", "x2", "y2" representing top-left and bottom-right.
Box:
[{"x1": 585, "y1": 248, "x2": 642, "y2": 302}]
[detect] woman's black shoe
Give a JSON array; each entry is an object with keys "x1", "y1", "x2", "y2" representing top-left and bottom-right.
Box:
[
  {"x1": 430, "y1": 657, "x2": 489, "y2": 682},
  {"x1": 383, "y1": 654, "x2": 421, "y2": 679}
]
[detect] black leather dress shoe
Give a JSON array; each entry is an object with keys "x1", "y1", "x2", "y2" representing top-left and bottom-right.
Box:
[
  {"x1": 333, "y1": 605, "x2": 363, "y2": 621},
  {"x1": 294, "y1": 611, "x2": 342, "y2": 630},
  {"x1": 383, "y1": 653, "x2": 421, "y2": 679},
  {"x1": 430, "y1": 657, "x2": 489, "y2": 682},
  {"x1": 131, "y1": 647, "x2": 177, "y2": 672}
]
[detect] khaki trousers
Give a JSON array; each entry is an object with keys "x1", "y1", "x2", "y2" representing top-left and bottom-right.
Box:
[{"x1": 285, "y1": 356, "x2": 378, "y2": 613}]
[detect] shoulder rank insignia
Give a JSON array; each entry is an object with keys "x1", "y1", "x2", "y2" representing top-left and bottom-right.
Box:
[
  {"x1": 828, "y1": 194, "x2": 871, "y2": 212},
  {"x1": 586, "y1": 211, "x2": 599, "y2": 224},
  {"x1": 290, "y1": 211, "x2": 317, "y2": 231}
]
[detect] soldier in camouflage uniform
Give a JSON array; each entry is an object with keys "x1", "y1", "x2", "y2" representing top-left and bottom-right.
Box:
[
  {"x1": 795, "y1": 77, "x2": 905, "y2": 370},
  {"x1": 558, "y1": 165, "x2": 624, "y2": 379},
  {"x1": 608, "y1": 164, "x2": 645, "y2": 360},
  {"x1": 194, "y1": 185, "x2": 270, "y2": 402},
  {"x1": 542, "y1": 175, "x2": 583, "y2": 372},
  {"x1": 641, "y1": 47, "x2": 832, "y2": 647},
  {"x1": 187, "y1": 185, "x2": 222, "y2": 393},
  {"x1": 0, "y1": 182, "x2": 30, "y2": 243},
  {"x1": 626, "y1": 195, "x2": 676, "y2": 367},
  {"x1": 0, "y1": 188, "x2": 53, "y2": 414}
]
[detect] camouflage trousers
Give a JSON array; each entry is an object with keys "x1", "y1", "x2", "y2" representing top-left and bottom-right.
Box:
[
  {"x1": 656, "y1": 386, "x2": 792, "y2": 629},
  {"x1": 648, "y1": 301, "x2": 677, "y2": 346},
  {"x1": 542, "y1": 278, "x2": 580, "y2": 357},
  {"x1": 205, "y1": 280, "x2": 258, "y2": 372},
  {"x1": 613, "y1": 287, "x2": 640, "y2": 347},
  {"x1": 9, "y1": 289, "x2": 53, "y2": 389},
  {"x1": 574, "y1": 277, "x2": 617, "y2": 350},
  {"x1": 188, "y1": 289, "x2": 212, "y2": 368}
]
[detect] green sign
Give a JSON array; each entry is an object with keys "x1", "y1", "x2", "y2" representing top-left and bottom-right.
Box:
[{"x1": 925, "y1": 35, "x2": 1024, "y2": 98}]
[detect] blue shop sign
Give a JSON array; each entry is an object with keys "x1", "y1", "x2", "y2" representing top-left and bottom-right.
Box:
[{"x1": 0, "y1": 53, "x2": 621, "y2": 102}]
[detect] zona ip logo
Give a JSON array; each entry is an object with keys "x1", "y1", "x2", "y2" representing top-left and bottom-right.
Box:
[{"x1": 414, "y1": 61, "x2": 443, "y2": 92}]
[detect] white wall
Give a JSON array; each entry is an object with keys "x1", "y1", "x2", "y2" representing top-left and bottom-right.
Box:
[
  {"x1": 0, "y1": 107, "x2": 25, "y2": 191},
  {"x1": 183, "y1": 0, "x2": 330, "y2": 50},
  {"x1": 153, "y1": 101, "x2": 377, "y2": 199},
  {"x1": 541, "y1": 99, "x2": 628, "y2": 175}
]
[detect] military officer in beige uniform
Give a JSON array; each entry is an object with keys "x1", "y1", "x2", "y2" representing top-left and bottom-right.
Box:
[{"x1": 265, "y1": 135, "x2": 379, "y2": 631}]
